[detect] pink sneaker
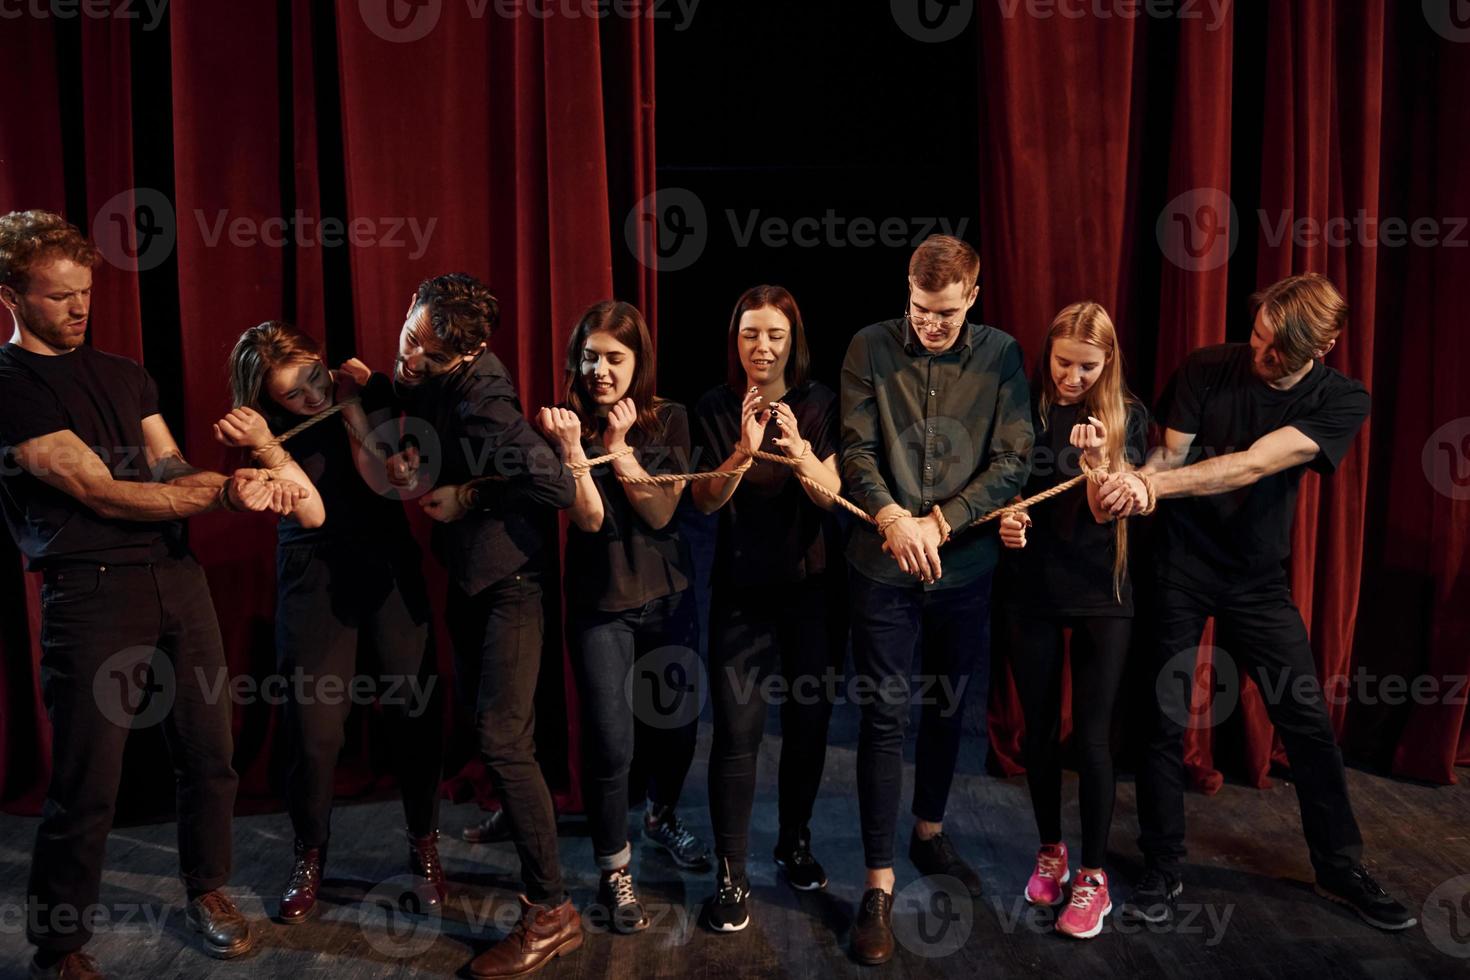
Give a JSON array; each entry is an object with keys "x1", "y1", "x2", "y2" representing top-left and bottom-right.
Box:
[
  {"x1": 1057, "y1": 870, "x2": 1112, "y2": 939},
  {"x1": 1024, "y1": 843, "x2": 1070, "y2": 906}
]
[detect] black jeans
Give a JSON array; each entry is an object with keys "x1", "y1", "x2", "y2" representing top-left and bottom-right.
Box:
[
  {"x1": 570, "y1": 589, "x2": 700, "y2": 870},
  {"x1": 848, "y1": 569, "x2": 992, "y2": 869},
  {"x1": 999, "y1": 608, "x2": 1131, "y2": 869},
  {"x1": 1137, "y1": 573, "x2": 1363, "y2": 878},
  {"x1": 275, "y1": 538, "x2": 442, "y2": 846},
  {"x1": 447, "y1": 569, "x2": 565, "y2": 904},
  {"x1": 707, "y1": 574, "x2": 846, "y2": 869},
  {"x1": 27, "y1": 556, "x2": 237, "y2": 954}
]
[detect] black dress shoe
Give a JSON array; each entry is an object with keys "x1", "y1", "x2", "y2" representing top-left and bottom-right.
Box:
[
  {"x1": 850, "y1": 888, "x2": 895, "y2": 965},
  {"x1": 462, "y1": 808, "x2": 513, "y2": 844},
  {"x1": 185, "y1": 890, "x2": 253, "y2": 959},
  {"x1": 908, "y1": 829, "x2": 982, "y2": 897}
]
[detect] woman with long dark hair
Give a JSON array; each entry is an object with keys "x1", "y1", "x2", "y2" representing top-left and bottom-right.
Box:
[
  {"x1": 996, "y1": 301, "x2": 1147, "y2": 939},
  {"x1": 216, "y1": 321, "x2": 445, "y2": 924},
  {"x1": 689, "y1": 285, "x2": 846, "y2": 933},
  {"x1": 533, "y1": 300, "x2": 709, "y2": 935}
]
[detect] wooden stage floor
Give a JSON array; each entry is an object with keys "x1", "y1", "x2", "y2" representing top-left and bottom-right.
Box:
[{"x1": 2, "y1": 709, "x2": 1467, "y2": 979}]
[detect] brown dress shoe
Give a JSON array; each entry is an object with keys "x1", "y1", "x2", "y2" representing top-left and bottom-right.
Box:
[
  {"x1": 278, "y1": 840, "x2": 327, "y2": 924},
  {"x1": 468, "y1": 895, "x2": 582, "y2": 979},
  {"x1": 850, "y1": 887, "x2": 895, "y2": 965},
  {"x1": 185, "y1": 890, "x2": 254, "y2": 959},
  {"x1": 29, "y1": 951, "x2": 105, "y2": 980},
  {"x1": 407, "y1": 828, "x2": 449, "y2": 911}
]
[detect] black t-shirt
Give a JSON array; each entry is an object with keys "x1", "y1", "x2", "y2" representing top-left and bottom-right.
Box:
[
  {"x1": 1157, "y1": 343, "x2": 1369, "y2": 587},
  {"x1": 1000, "y1": 398, "x2": 1149, "y2": 617},
  {"x1": 566, "y1": 401, "x2": 694, "y2": 613},
  {"x1": 692, "y1": 381, "x2": 842, "y2": 587},
  {"x1": 273, "y1": 373, "x2": 413, "y2": 547},
  {"x1": 0, "y1": 343, "x2": 184, "y2": 568}
]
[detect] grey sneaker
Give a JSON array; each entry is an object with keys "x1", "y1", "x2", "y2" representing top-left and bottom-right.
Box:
[{"x1": 643, "y1": 809, "x2": 711, "y2": 871}]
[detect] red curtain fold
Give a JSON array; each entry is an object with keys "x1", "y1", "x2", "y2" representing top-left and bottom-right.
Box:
[{"x1": 0, "y1": 3, "x2": 654, "y2": 814}]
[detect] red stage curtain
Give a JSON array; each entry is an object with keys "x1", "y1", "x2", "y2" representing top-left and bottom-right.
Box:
[
  {"x1": 0, "y1": 2, "x2": 655, "y2": 814},
  {"x1": 980, "y1": 1, "x2": 1470, "y2": 787}
]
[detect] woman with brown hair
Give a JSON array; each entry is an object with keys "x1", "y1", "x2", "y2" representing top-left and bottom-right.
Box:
[
  {"x1": 216, "y1": 321, "x2": 446, "y2": 925},
  {"x1": 995, "y1": 301, "x2": 1147, "y2": 940},
  {"x1": 533, "y1": 300, "x2": 708, "y2": 935},
  {"x1": 689, "y1": 285, "x2": 846, "y2": 933}
]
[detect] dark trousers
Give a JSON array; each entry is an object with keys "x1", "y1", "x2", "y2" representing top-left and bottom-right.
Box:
[
  {"x1": 1137, "y1": 573, "x2": 1363, "y2": 877},
  {"x1": 447, "y1": 569, "x2": 565, "y2": 903},
  {"x1": 27, "y1": 556, "x2": 237, "y2": 954},
  {"x1": 849, "y1": 569, "x2": 992, "y2": 869},
  {"x1": 999, "y1": 608, "x2": 1131, "y2": 869},
  {"x1": 707, "y1": 574, "x2": 846, "y2": 869},
  {"x1": 570, "y1": 589, "x2": 700, "y2": 870},
  {"x1": 275, "y1": 538, "x2": 442, "y2": 846}
]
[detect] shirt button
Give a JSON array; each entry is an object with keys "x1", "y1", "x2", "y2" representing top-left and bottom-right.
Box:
[
  {"x1": 927, "y1": 425, "x2": 935, "y2": 434},
  {"x1": 925, "y1": 464, "x2": 932, "y2": 471},
  {"x1": 929, "y1": 389, "x2": 936, "y2": 397}
]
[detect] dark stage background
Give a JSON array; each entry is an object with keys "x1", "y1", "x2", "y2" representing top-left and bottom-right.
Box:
[{"x1": 1, "y1": 0, "x2": 1467, "y2": 828}]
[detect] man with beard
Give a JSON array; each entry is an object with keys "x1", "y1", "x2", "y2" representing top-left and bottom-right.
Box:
[
  {"x1": 389, "y1": 273, "x2": 582, "y2": 979},
  {"x1": 0, "y1": 210, "x2": 307, "y2": 979},
  {"x1": 1099, "y1": 272, "x2": 1414, "y2": 932}
]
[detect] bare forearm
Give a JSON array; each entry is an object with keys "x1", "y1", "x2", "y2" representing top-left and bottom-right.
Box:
[
  {"x1": 610, "y1": 454, "x2": 683, "y2": 529},
  {"x1": 1151, "y1": 450, "x2": 1262, "y2": 499},
  {"x1": 793, "y1": 454, "x2": 841, "y2": 511},
  {"x1": 94, "y1": 480, "x2": 222, "y2": 520},
  {"x1": 692, "y1": 449, "x2": 747, "y2": 514}
]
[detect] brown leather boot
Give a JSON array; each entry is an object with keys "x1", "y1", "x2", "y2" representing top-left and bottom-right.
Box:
[
  {"x1": 278, "y1": 840, "x2": 327, "y2": 924},
  {"x1": 28, "y1": 951, "x2": 105, "y2": 980},
  {"x1": 468, "y1": 895, "x2": 582, "y2": 979},
  {"x1": 406, "y1": 828, "x2": 448, "y2": 911}
]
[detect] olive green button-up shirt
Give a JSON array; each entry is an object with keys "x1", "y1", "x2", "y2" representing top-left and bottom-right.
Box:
[{"x1": 840, "y1": 318, "x2": 1034, "y2": 590}]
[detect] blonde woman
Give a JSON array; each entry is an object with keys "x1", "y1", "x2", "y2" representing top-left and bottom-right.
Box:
[{"x1": 996, "y1": 302, "x2": 1147, "y2": 939}]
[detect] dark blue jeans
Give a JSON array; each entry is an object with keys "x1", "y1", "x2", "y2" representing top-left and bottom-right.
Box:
[
  {"x1": 849, "y1": 569, "x2": 992, "y2": 869},
  {"x1": 569, "y1": 589, "x2": 700, "y2": 870}
]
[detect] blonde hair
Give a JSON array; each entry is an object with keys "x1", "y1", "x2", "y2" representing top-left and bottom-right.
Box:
[{"x1": 1038, "y1": 301, "x2": 1138, "y2": 601}]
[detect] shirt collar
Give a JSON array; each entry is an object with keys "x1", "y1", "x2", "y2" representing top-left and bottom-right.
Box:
[{"x1": 900, "y1": 318, "x2": 979, "y2": 357}]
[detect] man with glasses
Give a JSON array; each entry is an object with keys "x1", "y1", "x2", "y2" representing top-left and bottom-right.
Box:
[{"x1": 839, "y1": 235, "x2": 1033, "y2": 964}]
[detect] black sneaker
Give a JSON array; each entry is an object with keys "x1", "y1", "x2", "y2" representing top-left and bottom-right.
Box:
[
  {"x1": 1315, "y1": 865, "x2": 1417, "y2": 931},
  {"x1": 596, "y1": 868, "x2": 649, "y2": 934},
  {"x1": 643, "y1": 808, "x2": 711, "y2": 871},
  {"x1": 907, "y1": 829, "x2": 982, "y2": 897},
  {"x1": 774, "y1": 829, "x2": 828, "y2": 891},
  {"x1": 1120, "y1": 866, "x2": 1181, "y2": 924},
  {"x1": 704, "y1": 858, "x2": 751, "y2": 933}
]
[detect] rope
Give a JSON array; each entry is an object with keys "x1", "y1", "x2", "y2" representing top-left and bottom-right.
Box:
[{"x1": 558, "y1": 444, "x2": 1111, "y2": 534}]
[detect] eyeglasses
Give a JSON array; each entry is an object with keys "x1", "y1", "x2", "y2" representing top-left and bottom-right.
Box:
[{"x1": 904, "y1": 310, "x2": 964, "y2": 330}]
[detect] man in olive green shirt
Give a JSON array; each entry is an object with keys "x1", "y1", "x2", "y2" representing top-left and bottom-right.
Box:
[{"x1": 841, "y1": 235, "x2": 1032, "y2": 966}]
